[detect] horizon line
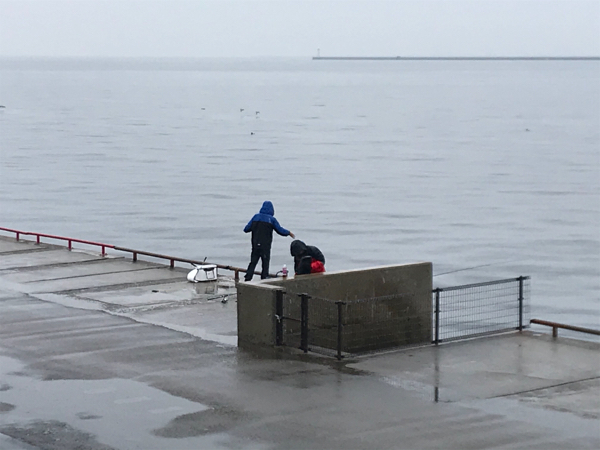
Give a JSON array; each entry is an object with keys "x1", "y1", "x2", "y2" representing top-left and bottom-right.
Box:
[
  {"x1": 0, "y1": 55, "x2": 599, "y2": 60},
  {"x1": 313, "y1": 56, "x2": 600, "y2": 61}
]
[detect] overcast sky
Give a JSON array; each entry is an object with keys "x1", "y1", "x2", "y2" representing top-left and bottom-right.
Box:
[{"x1": 0, "y1": 0, "x2": 598, "y2": 58}]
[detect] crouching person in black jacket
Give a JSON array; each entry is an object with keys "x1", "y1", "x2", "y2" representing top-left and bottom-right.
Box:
[{"x1": 290, "y1": 240, "x2": 325, "y2": 275}]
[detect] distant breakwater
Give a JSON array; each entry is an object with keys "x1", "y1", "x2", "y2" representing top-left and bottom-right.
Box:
[{"x1": 312, "y1": 56, "x2": 600, "y2": 61}]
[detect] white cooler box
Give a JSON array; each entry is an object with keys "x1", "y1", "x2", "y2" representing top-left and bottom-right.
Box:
[{"x1": 187, "y1": 264, "x2": 218, "y2": 282}]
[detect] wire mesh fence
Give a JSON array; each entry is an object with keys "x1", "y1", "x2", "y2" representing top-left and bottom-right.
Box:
[
  {"x1": 277, "y1": 276, "x2": 530, "y2": 359},
  {"x1": 433, "y1": 276, "x2": 530, "y2": 343}
]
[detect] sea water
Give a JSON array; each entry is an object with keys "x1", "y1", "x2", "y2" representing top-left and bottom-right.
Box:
[{"x1": 0, "y1": 57, "x2": 598, "y2": 330}]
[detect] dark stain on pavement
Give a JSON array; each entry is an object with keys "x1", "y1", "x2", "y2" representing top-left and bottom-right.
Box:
[
  {"x1": 0, "y1": 402, "x2": 15, "y2": 412},
  {"x1": 0, "y1": 420, "x2": 117, "y2": 450},
  {"x1": 153, "y1": 406, "x2": 248, "y2": 437},
  {"x1": 77, "y1": 412, "x2": 103, "y2": 420}
]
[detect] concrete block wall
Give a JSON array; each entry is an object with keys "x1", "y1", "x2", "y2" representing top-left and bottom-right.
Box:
[
  {"x1": 236, "y1": 282, "x2": 282, "y2": 348},
  {"x1": 237, "y1": 262, "x2": 433, "y2": 352}
]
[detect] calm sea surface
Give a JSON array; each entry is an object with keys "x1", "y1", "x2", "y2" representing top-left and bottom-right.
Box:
[{"x1": 1, "y1": 58, "x2": 598, "y2": 332}]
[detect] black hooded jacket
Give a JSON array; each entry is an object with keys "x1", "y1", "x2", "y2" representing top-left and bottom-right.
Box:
[{"x1": 290, "y1": 240, "x2": 325, "y2": 275}]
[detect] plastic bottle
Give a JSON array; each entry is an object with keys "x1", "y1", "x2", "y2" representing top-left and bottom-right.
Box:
[{"x1": 282, "y1": 264, "x2": 288, "y2": 278}]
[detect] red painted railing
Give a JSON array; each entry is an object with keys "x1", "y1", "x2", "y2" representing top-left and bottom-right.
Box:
[
  {"x1": 0, "y1": 226, "x2": 255, "y2": 280},
  {"x1": 0, "y1": 227, "x2": 113, "y2": 256},
  {"x1": 111, "y1": 245, "x2": 249, "y2": 280},
  {"x1": 530, "y1": 319, "x2": 600, "y2": 338}
]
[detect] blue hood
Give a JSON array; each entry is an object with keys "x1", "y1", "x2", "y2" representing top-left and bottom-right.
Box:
[{"x1": 259, "y1": 201, "x2": 274, "y2": 216}]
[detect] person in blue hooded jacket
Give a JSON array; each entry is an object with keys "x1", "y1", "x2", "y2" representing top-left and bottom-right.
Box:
[{"x1": 243, "y1": 201, "x2": 295, "y2": 281}]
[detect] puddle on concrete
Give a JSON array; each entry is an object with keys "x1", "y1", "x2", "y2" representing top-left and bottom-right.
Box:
[
  {"x1": 35, "y1": 293, "x2": 105, "y2": 311},
  {"x1": 460, "y1": 396, "x2": 600, "y2": 441},
  {"x1": 78, "y1": 278, "x2": 236, "y2": 307},
  {"x1": 154, "y1": 406, "x2": 249, "y2": 438},
  {"x1": 27, "y1": 285, "x2": 239, "y2": 347},
  {"x1": 122, "y1": 320, "x2": 238, "y2": 346},
  {"x1": 1, "y1": 420, "x2": 117, "y2": 450},
  {"x1": 512, "y1": 378, "x2": 600, "y2": 420},
  {"x1": 0, "y1": 402, "x2": 15, "y2": 412},
  {"x1": 0, "y1": 354, "x2": 264, "y2": 449},
  {"x1": 381, "y1": 376, "x2": 437, "y2": 400}
]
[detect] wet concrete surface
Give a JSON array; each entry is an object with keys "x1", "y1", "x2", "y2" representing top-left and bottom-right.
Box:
[{"x1": 1, "y1": 236, "x2": 599, "y2": 449}]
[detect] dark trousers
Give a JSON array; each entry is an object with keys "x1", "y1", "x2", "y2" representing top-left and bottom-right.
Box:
[{"x1": 245, "y1": 246, "x2": 270, "y2": 281}]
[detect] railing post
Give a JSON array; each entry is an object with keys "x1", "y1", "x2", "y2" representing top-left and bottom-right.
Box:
[
  {"x1": 434, "y1": 288, "x2": 441, "y2": 345},
  {"x1": 518, "y1": 276, "x2": 524, "y2": 331},
  {"x1": 275, "y1": 290, "x2": 284, "y2": 346},
  {"x1": 36, "y1": 235, "x2": 40, "y2": 244},
  {"x1": 170, "y1": 259, "x2": 174, "y2": 269},
  {"x1": 68, "y1": 240, "x2": 72, "y2": 251},
  {"x1": 235, "y1": 270, "x2": 239, "y2": 281},
  {"x1": 336, "y1": 301, "x2": 344, "y2": 360},
  {"x1": 133, "y1": 252, "x2": 137, "y2": 262},
  {"x1": 299, "y1": 293, "x2": 309, "y2": 353}
]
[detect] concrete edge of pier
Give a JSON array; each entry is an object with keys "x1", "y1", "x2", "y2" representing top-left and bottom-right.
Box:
[{"x1": 0, "y1": 235, "x2": 598, "y2": 449}]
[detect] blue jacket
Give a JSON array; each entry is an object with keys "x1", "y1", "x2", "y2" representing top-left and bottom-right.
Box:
[{"x1": 244, "y1": 201, "x2": 291, "y2": 249}]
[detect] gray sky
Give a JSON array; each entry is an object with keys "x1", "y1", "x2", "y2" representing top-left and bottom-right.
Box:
[{"x1": 0, "y1": 0, "x2": 598, "y2": 57}]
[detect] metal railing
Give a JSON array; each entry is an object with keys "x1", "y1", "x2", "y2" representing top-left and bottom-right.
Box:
[
  {"x1": 530, "y1": 319, "x2": 600, "y2": 338},
  {"x1": 0, "y1": 226, "x2": 114, "y2": 255},
  {"x1": 275, "y1": 276, "x2": 531, "y2": 360},
  {"x1": 433, "y1": 276, "x2": 530, "y2": 344},
  {"x1": 277, "y1": 291, "x2": 346, "y2": 360},
  {"x1": 277, "y1": 291, "x2": 433, "y2": 360},
  {"x1": 0, "y1": 226, "x2": 259, "y2": 280},
  {"x1": 112, "y1": 245, "x2": 250, "y2": 280}
]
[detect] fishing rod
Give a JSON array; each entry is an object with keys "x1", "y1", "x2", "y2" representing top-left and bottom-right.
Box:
[{"x1": 433, "y1": 259, "x2": 524, "y2": 277}]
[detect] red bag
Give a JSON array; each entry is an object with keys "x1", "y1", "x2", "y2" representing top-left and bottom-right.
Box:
[{"x1": 310, "y1": 259, "x2": 325, "y2": 273}]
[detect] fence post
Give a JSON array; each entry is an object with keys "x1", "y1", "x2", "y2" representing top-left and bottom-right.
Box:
[
  {"x1": 434, "y1": 288, "x2": 441, "y2": 345},
  {"x1": 336, "y1": 301, "x2": 344, "y2": 360},
  {"x1": 275, "y1": 290, "x2": 284, "y2": 346},
  {"x1": 518, "y1": 276, "x2": 524, "y2": 331},
  {"x1": 299, "y1": 293, "x2": 309, "y2": 353}
]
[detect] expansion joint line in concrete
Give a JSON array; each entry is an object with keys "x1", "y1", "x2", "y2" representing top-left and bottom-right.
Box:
[
  {"x1": 50, "y1": 277, "x2": 187, "y2": 295},
  {"x1": 0, "y1": 248, "x2": 54, "y2": 256},
  {"x1": 0, "y1": 257, "x2": 128, "y2": 272},
  {"x1": 490, "y1": 375, "x2": 600, "y2": 399},
  {"x1": 23, "y1": 266, "x2": 159, "y2": 284}
]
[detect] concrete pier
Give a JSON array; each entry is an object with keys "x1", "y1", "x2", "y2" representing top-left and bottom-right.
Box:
[{"x1": 0, "y1": 236, "x2": 598, "y2": 450}]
